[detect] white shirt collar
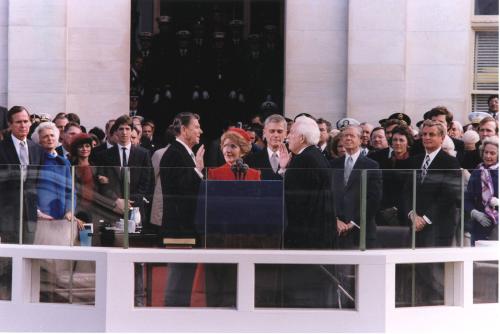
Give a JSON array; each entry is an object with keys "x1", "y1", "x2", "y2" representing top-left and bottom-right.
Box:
[
  {"x1": 388, "y1": 147, "x2": 394, "y2": 158},
  {"x1": 267, "y1": 146, "x2": 279, "y2": 160},
  {"x1": 345, "y1": 148, "x2": 362, "y2": 166},
  {"x1": 11, "y1": 134, "x2": 28, "y2": 159},
  {"x1": 11, "y1": 133, "x2": 26, "y2": 144},
  {"x1": 319, "y1": 143, "x2": 327, "y2": 152},
  {"x1": 423, "y1": 147, "x2": 441, "y2": 167},
  {"x1": 117, "y1": 143, "x2": 132, "y2": 151}
]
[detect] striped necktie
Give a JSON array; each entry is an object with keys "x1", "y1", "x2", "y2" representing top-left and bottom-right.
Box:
[{"x1": 421, "y1": 154, "x2": 430, "y2": 182}]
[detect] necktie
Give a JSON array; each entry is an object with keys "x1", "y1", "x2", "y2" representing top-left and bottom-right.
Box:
[
  {"x1": 122, "y1": 147, "x2": 128, "y2": 167},
  {"x1": 19, "y1": 141, "x2": 29, "y2": 165},
  {"x1": 421, "y1": 154, "x2": 430, "y2": 182},
  {"x1": 270, "y1": 152, "x2": 279, "y2": 173},
  {"x1": 344, "y1": 156, "x2": 353, "y2": 185},
  {"x1": 19, "y1": 141, "x2": 28, "y2": 182}
]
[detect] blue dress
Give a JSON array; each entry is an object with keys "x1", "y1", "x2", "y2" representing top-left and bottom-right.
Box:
[{"x1": 37, "y1": 152, "x2": 72, "y2": 219}]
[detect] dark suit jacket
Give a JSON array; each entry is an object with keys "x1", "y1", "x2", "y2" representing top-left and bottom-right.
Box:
[
  {"x1": 368, "y1": 148, "x2": 412, "y2": 218},
  {"x1": 0, "y1": 106, "x2": 8, "y2": 131},
  {"x1": 284, "y1": 145, "x2": 336, "y2": 249},
  {"x1": 244, "y1": 148, "x2": 282, "y2": 181},
  {"x1": 0, "y1": 134, "x2": 44, "y2": 240},
  {"x1": 407, "y1": 149, "x2": 461, "y2": 247},
  {"x1": 330, "y1": 154, "x2": 382, "y2": 249},
  {"x1": 96, "y1": 145, "x2": 152, "y2": 208},
  {"x1": 160, "y1": 140, "x2": 202, "y2": 241},
  {"x1": 90, "y1": 142, "x2": 112, "y2": 165},
  {"x1": 367, "y1": 148, "x2": 391, "y2": 167},
  {"x1": 461, "y1": 142, "x2": 481, "y2": 171}
]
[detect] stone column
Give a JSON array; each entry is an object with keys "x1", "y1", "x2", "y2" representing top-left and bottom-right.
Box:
[
  {"x1": 284, "y1": 0, "x2": 348, "y2": 123},
  {"x1": 0, "y1": 0, "x2": 8, "y2": 109},
  {"x1": 347, "y1": 0, "x2": 471, "y2": 125},
  {"x1": 6, "y1": 0, "x2": 130, "y2": 128}
]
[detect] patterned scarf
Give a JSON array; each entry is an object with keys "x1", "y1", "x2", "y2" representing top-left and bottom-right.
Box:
[{"x1": 480, "y1": 162, "x2": 498, "y2": 224}]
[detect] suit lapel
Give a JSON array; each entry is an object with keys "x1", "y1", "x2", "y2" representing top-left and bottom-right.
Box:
[
  {"x1": 109, "y1": 146, "x2": 122, "y2": 179},
  {"x1": 345, "y1": 156, "x2": 363, "y2": 190},
  {"x1": 261, "y1": 149, "x2": 273, "y2": 169},
  {"x1": 4, "y1": 135, "x2": 21, "y2": 164},
  {"x1": 128, "y1": 146, "x2": 137, "y2": 167}
]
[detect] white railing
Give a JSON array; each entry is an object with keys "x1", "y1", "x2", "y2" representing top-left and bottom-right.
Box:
[{"x1": 0, "y1": 243, "x2": 499, "y2": 333}]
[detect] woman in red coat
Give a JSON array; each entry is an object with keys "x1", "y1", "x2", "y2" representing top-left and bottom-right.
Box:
[
  {"x1": 197, "y1": 127, "x2": 260, "y2": 307},
  {"x1": 208, "y1": 127, "x2": 261, "y2": 180}
]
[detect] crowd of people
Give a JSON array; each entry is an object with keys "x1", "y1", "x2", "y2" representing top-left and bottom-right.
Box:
[
  {"x1": 0, "y1": 96, "x2": 498, "y2": 246},
  {"x1": 130, "y1": 14, "x2": 284, "y2": 142},
  {"x1": 0, "y1": 96, "x2": 498, "y2": 306}
]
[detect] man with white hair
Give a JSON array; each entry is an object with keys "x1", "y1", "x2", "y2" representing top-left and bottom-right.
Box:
[
  {"x1": 448, "y1": 120, "x2": 464, "y2": 139},
  {"x1": 329, "y1": 124, "x2": 381, "y2": 308},
  {"x1": 330, "y1": 125, "x2": 382, "y2": 249},
  {"x1": 278, "y1": 115, "x2": 337, "y2": 307}
]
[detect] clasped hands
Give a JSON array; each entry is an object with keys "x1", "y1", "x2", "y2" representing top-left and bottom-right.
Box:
[{"x1": 37, "y1": 210, "x2": 85, "y2": 230}]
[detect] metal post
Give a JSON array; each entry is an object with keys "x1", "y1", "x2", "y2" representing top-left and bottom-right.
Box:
[
  {"x1": 70, "y1": 166, "x2": 76, "y2": 246},
  {"x1": 123, "y1": 167, "x2": 130, "y2": 249},
  {"x1": 359, "y1": 170, "x2": 367, "y2": 251},
  {"x1": 460, "y1": 169, "x2": 465, "y2": 247},
  {"x1": 411, "y1": 169, "x2": 417, "y2": 307},
  {"x1": 411, "y1": 170, "x2": 417, "y2": 250},
  {"x1": 18, "y1": 166, "x2": 24, "y2": 244}
]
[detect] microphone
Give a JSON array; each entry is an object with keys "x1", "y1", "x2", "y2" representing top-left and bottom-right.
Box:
[{"x1": 232, "y1": 158, "x2": 249, "y2": 180}]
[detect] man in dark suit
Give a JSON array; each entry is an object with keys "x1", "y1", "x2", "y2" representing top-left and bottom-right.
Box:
[
  {"x1": 160, "y1": 112, "x2": 205, "y2": 307},
  {"x1": 0, "y1": 106, "x2": 44, "y2": 244},
  {"x1": 331, "y1": 125, "x2": 382, "y2": 250},
  {"x1": 408, "y1": 120, "x2": 461, "y2": 247},
  {"x1": 96, "y1": 115, "x2": 152, "y2": 219},
  {"x1": 317, "y1": 118, "x2": 333, "y2": 160},
  {"x1": 245, "y1": 114, "x2": 287, "y2": 180},
  {"x1": 330, "y1": 125, "x2": 382, "y2": 308},
  {"x1": 279, "y1": 116, "x2": 337, "y2": 307},
  {"x1": 95, "y1": 114, "x2": 152, "y2": 307},
  {"x1": 406, "y1": 120, "x2": 461, "y2": 306}
]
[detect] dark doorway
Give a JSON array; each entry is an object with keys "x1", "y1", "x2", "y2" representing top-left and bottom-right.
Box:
[{"x1": 130, "y1": 0, "x2": 285, "y2": 142}]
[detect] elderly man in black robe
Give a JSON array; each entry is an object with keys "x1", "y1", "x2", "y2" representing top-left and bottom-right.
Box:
[{"x1": 277, "y1": 115, "x2": 337, "y2": 308}]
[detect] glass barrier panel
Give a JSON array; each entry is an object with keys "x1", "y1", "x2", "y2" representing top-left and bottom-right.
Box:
[
  {"x1": 135, "y1": 262, "x2": 237, "y2": 307},
  {"x1": 282, "y1": 168, "x2": 336, "y2": 250},
  {"x1": 473, "y1": 260, "x2": 499, "y2": 304},
  {"x1": 413, "y1": 169, "x2": 463, "y2": 249},
  {"x1": 0, "y1": 164, "x2": 24, "y2": 244},
  {"x1": 25, "y1": 164, "x2": 77, "y2": 246},
  {"x1": 372, "y1": 169, "x2": 414, "y2": 249},
  {"x1": 396, "y1": 262, "x2": 449, "y2": 307},
  {"x1": 30, "y1": 258, "x2": 95, "y2": 305},
  {"x1": 255, "y1": 264, "x2": 356, "y2": 308},
  {"x1": 0, "y1": 257, "x2": 12, "y2": 301},
  {"x1": 154, "y1": 166, "x2": 207, "y2": 249},
  {"x1": 205, "y1": 167, "x2": 283, "y2": 249},
  {"x1": 465, "y1": 168, "x2": 499, "y2": 246}
]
